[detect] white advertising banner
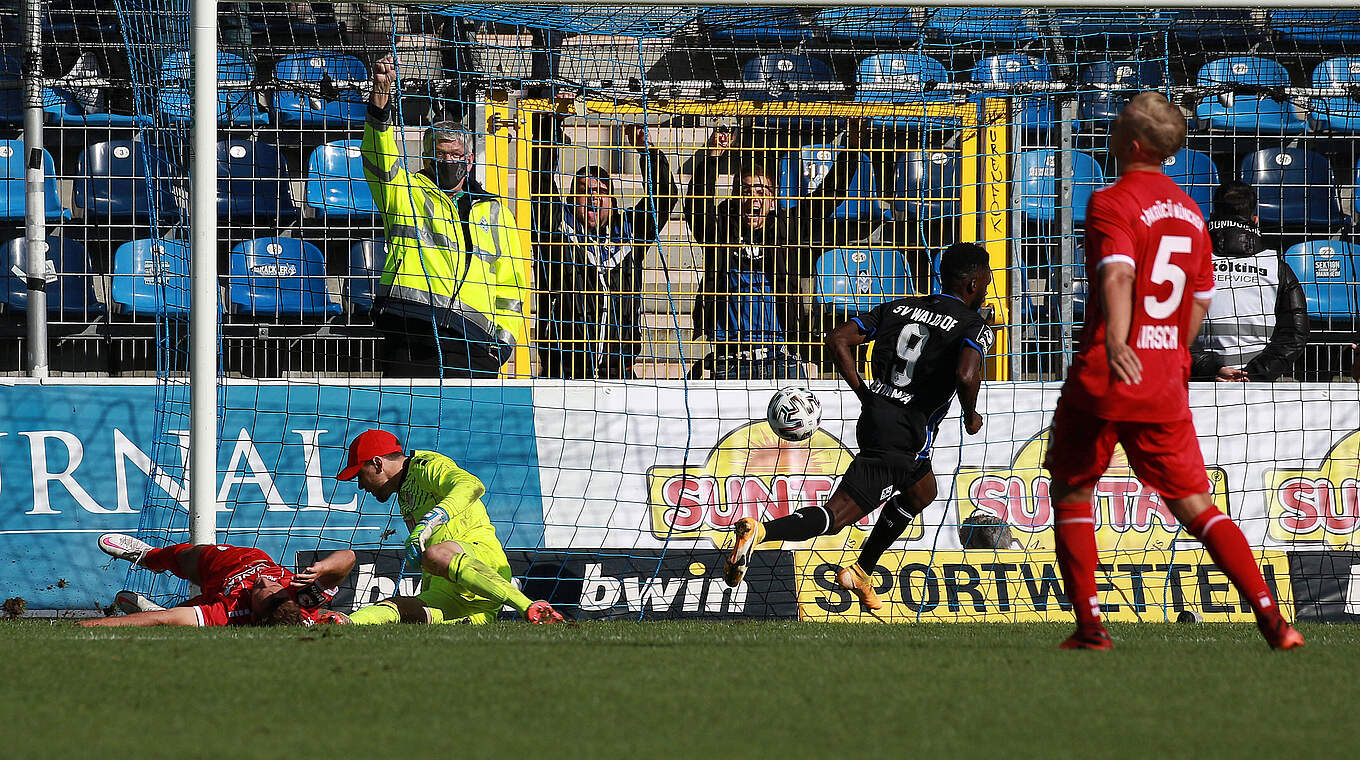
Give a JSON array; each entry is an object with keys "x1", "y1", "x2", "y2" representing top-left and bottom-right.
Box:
[{"x1": 535, "y1": 382, "x2": 1360, "y2": 553}]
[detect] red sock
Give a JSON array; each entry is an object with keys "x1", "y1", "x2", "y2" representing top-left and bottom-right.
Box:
[
  {"x1": 1053, "y1": 501, "x2": 1103, "y2": 630},
  {"x1": 1186, "y1": 507, "x2": 1278, "y2": 619},
  {"x1": 138, "y1": 544, "x2": 191, "y2": 574}
]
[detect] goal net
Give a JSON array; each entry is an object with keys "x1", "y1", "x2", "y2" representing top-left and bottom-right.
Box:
[{"x1": 16, "y1": 3, "x2": 1356, "y2": 621}]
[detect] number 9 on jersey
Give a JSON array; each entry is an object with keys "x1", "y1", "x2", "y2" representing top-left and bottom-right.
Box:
[{"x1": 767, "y1": 387, "x2": 823, "y2": 442}]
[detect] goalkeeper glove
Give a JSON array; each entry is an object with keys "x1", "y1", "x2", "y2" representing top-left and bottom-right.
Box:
[{"x1": 404, "y1": 507, "x2": 450, "y2": 565}]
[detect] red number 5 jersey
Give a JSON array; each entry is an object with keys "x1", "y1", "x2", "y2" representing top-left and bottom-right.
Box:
[{"x1": 1063, "y1": 170, "x2": 1216, "y2": 422}]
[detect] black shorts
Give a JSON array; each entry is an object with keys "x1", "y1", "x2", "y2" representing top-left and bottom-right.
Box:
[{"x1": 838, "y1": 454, "x2": 933, "y2": 515}]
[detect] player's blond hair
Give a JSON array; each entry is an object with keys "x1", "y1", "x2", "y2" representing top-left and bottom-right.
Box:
[{"x1": 1114, "y1": 91, "x2": 1185, "y2": 161}]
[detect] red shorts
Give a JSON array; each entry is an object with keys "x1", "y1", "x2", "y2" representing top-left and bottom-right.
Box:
[{"x1": 1043, "y1": 401, "x2": 1210, "y2": 500}]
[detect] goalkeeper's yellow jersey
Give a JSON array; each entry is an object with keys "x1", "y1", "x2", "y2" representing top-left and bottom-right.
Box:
[{"x1": 396, "y1": 450, "x2": 502, "y2": 549}]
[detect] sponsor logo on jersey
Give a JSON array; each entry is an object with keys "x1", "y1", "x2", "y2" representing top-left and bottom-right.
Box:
[
  {"x1": 1138, "y1": 198, "x2": 1205, "y2": 231},
  {"x1": 646, "y1": 421, "x2": 921, "y2": 549},
  {"x1": 794, "y1": 549, "x2": 1291, "y2": 623},
  {"x1": 1265, "y1": 430, "x2": 1360, "y2": 548},
  {"x1": 953, "y1": 429, "x2": 1229, "y2": 551}
]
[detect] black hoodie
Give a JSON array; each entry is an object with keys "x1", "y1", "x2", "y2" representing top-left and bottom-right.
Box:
[{"x1": 1190, "y1": 216, "x2": 1309, "y2": 381}]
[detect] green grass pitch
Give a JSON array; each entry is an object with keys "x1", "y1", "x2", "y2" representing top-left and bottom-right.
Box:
[{"x1": 3, "y1": 620, "x2": 1357, "y2": 759}]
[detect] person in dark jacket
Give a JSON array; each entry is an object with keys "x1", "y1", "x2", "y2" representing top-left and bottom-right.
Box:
[
  {"x1": 1191, "y1": 180, "x2": 1309, "y2": 382},
  {"x1": 531, "y1": 116, "x2": 678, "y2": 379},
  {"x1": 684, "y1": 122, "x2": 880, "y2": 380}
]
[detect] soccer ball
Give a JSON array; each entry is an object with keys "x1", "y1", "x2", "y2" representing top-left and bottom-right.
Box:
[{"x1": 766, "y1": 387, "x2": 822, "y2": 442}]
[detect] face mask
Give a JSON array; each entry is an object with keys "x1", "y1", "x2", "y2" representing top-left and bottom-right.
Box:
[{"x1": 434, "y1": 159, "x2": 468, "y2": 192}]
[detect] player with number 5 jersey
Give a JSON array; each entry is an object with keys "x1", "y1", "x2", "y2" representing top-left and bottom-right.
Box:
[
  {"x1": 723, "y1": 243, "x2": 995, "y2": 611},
  {"x1": 1045, "y1": 91, "x2": 1302, "y2": 652}
]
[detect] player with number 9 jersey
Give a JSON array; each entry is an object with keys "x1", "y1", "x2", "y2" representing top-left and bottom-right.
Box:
[
  {"x1": 1062, "y1": 171, "x2": 1215, "y2": 422},
  {"x1": 721, "y1": 243, "x2": 995, "y2": 612},
  {"x1": 852, "y1": 290, "x2": 995, "y2": 462}
]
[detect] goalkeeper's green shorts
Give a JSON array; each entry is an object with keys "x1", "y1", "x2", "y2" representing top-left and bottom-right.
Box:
[{"x1": 416, "y1": 523, "x2": 513, "y2": 625}]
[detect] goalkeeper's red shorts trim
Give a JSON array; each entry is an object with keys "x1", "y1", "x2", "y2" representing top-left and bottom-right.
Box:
[{"x1": 1043, "y1": 400, "x2": 1211, "y2": 500}]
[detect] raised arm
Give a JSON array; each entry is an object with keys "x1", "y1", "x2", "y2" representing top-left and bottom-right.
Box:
[
  {"x1": 530, "y1": 111, "x2": 566, "y2": 233},
  {"x1": 624, "y1": 125, "x2": 679, "y2": 244},
  {"x1": 360, "y1": 55, "x2": 415, "y2": 217},
  {"x1": 683, "y1": 128, "x2": 732, "y2": 245}
]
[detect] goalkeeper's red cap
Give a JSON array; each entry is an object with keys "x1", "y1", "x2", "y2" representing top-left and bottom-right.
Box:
[{"x1": 338, "y1": 429, "x2": 402, "y2": 481}]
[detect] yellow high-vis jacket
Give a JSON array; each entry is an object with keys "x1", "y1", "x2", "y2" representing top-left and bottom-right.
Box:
[{"x1": 361, "y1": 105, "x2": 527, "y2": 363}]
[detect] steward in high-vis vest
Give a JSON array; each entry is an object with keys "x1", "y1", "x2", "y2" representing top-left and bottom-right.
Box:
[
  {"x1": 361, "y1": 55, "x2": 527, "y2": 378},
  {"x1": 1191, "y1": 180, "x2": 1309, "y2": 382}
]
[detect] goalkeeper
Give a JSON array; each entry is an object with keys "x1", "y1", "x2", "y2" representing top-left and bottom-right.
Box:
[{"x1": 337, "y1": 429, "x2": 564, "y2": 625}]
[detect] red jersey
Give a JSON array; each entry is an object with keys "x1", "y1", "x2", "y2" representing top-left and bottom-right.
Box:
[
  {"x1": 184, "y1": 545, "x2": 336, "y2": 627},
  {"x1": 1062, "y1": 170, "x2": 1215, "y2": 422}
]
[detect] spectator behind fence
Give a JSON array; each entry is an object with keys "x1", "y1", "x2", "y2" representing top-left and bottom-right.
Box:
[
  {"x1": 361, "y1": 55, "x2": 527, "y2": 378},
  {"x1": 531, "y1": 115, "x2": 678, "y2": 379},
  {"x1": 1190, "y1": 180, "x2": 1309, "y2": 382},
  {"x1": 684, "y1": 123, "x2": 880, "y2": 380}
]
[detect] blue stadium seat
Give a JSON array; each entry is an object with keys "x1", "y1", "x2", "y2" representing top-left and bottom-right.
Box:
[
  {"x1": 1161, "y1": 148, "x2": 1219, "y2": 219},
  {"x1": 892, "y1": 149, "x2": 960, "y2": 221},
  {"x1": 1271, "y1": 10, "x2": 1360, "y2": 45},
  {"x1": 740, "y1": 54, "x2": 835, "y2": 102},
  {"x1": 0, "y1": 236, "x2": 102, "y2": 315},
  {"x1": 816, "y1": 7, "x2": 923, "y2": 42},
  {"x1": 228, "y1": 237, "x2": 340, "y2": 318},
  {"x1": 74, "y1": 140, "x2": 180, "y2": 223},
  {"x1": 971, "y1": 55, "x2": 1054, "y2": 135},
  {"x1": 1240, "y1": 148, "x2": 1349, "y2": 229},
  {"x1": 110, "y1": 238, "x2": 192, "y2": 317},
  {"x1": 217, "y1": 139, "x2": 298, "y2": 223},
  {"x1": 815, "y1": 247, "x2": 912, "y2": 313},
  {"x1": 700, "y1": 8, "x2": 813, "y2": 42},
  {"x1": 347, "y1": 240, "x2": 386, "y2": 314},
  {"x1": 1308, "y1": 57, "x2": 1360, "y2": 134},
  {"x1": 1014, "y1": 150, "x2": 1105, "y2": 225},
  {"x1": 776, "y1": 144, "x2": 885, "y2": 222},
  {"x1": 305, "y1": 140, "x2": 379, "y2": 218},
  {"x1": 1195, "y1": 57, "x2": 1307, "y2": 135},
  {"x1": 44, "y1": 87, "x2": 148, "y2": 127},
  {"x1": 926, "y1": 9, "x2": 1036, "y2": 41},
  {"x1": 1283, "y1": 240, "x2": 1359, "y2": 325},
  {"x1": 0, "y1": 54, "x2": 24, "y2": 124},
  {"x1": 0, "y1": 140, "x2": 69, "y2": 222},
  {"x1": 158, "y1": 51, "x2": 269, "y2": 127},
  {"x1": 1079, "y1": 61, "x2": 1165, "y2": 127},
  {"x1": 41, "y1": 52, "x2": 145, "y2": 126},
  {"x1": 855, "y1": 54, "x2": 957, "y2": 130},
  {"x1": 272, "y1": 51, "x2": 368, "y2": 128}
]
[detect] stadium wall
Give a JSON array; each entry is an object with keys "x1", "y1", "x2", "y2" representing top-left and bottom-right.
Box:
[{"x1": 1, "y1": 379, "x2": 1357, "y2": 619}]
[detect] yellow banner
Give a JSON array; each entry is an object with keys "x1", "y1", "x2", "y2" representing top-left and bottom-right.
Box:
[
  {"x1": 1265, "y1": 430, "x2": 1360, "y2": 549},
  {"x1": 647, "y1": 421, "x2": 921, "y2": 550},
  {"x1": 795, "y1": 549, "x2": 1293, "y2": 623},
  {"x1": 953, "y1": 429, "x2": 1229, "y2": 552}
]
